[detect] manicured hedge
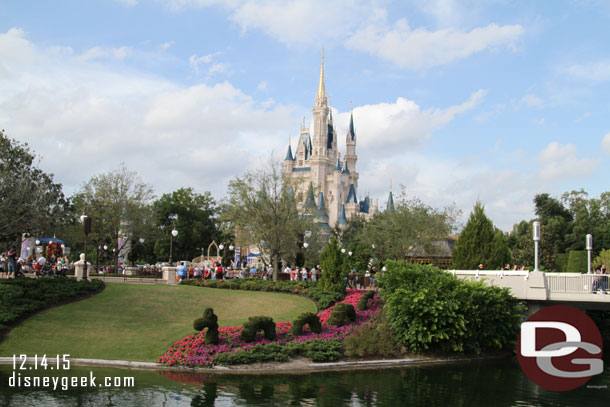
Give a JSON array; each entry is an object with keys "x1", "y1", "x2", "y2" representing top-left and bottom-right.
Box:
[
  {"x1": 213, "y1": 338, "x2": 343, "y2": 365},
  {"x1": 327, "y1": 303, "x2": 356, "y2": 327},
  {"x1": 380, "y1": 261, "x2": 524, "y2": 354},
  {"x1": 193, "y1": 308, "x2": 220, "y2": 345},
  {"x1": 181, "y1": 279, "x2": 342, "y2": 310},
  {"x1": 240, "y1": 316, "x2": 276, "y2": 342},
  {"x1": 357, "y1": 290, "x2": 375, "y2": 311},
  {"x1": 0, "y1": 277, "x2": 105, "y2": 330},
  {"x1": 290, "y1": 312, "x2": 322, "y2": 336}
]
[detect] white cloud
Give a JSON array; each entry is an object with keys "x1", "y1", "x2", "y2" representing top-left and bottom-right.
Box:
[
  {"x1": 332, "y1": 90, "x2": 486, "y2": 157},
  {"x1": 78, "y1": 46, "x2": 133, "y2": 61},
  {"x1": 521, "y1": 93, "x2": 544, "y2": 107},
  {"x1": 601, "y1": 132, "x2": 610, "y2": 155},
  {"x1": 536, "y1": 142, "x2": 598, "y2": 181},
  {"x1": 256, "y1": 80, "x2": 268, "y2": 92},
  {"x1": 562, "y1": 60, "x2": 610, "y2": 82},
  {"x1": 345, "y1": 15, "x2": 523, "y2": 69},
  {"x1": 0, "y1": 28, "x2": 293, "y2": 196}
]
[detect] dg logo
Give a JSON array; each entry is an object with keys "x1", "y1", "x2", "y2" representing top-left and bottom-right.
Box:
[{"x1": 517, "y1": 305, "x2": 604, "y2": 391}]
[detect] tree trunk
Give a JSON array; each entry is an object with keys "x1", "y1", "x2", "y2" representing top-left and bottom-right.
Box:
[{"x1": 273, "y1": 253, "x2": 279, "y2": 281}]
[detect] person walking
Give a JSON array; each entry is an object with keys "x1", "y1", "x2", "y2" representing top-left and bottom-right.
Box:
[{"x1": 7, "y1": 247, "x2": 17, "y2": 278}]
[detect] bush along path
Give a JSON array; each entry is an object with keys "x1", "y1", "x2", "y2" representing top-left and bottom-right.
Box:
[
  {"x1": 158, "y1": 289, "x2": 381, "y2": 368},
  {"x1": 180, "y1": 279, "x2": 343, "y2": 310},
  {"x1": 0, "y1": 277, "x2": 105, "y2": 337}
]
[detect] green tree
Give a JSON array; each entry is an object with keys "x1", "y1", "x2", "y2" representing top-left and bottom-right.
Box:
[
  {"x1": 452, "y1": 202, "x2": 510, "y2": 269},
  {"x1": 153, "y1": 187, "x2": 221, "y2": 263},
  {"x1": 342, "y1": 189, "x2": 458, "y2": 265},
  {"x1": 223, "y1": 158, "x2": 311, "y2": 280},
  {"x1": 0, "y1": 130, "x2": 71, "y2": 247},
  {"x1": 319, "y1": 237, "x2": 348, "y2": 294},
  {"x1": 534, "y1": 193, "x2": 573, "y2": 270},
  {"x1": 508, "y1": 220, "x2": 534, "y2": 268},
  {"x1": 67, "y1": 164, "x2": 156, "y2": 264}
]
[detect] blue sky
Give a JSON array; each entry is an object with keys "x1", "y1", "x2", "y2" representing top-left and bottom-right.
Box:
[{"x1": 1, "y1": 0, "x2": 610, "y2": 230}]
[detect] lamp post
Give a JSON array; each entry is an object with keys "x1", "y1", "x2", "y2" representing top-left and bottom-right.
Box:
[
  {"x1": 80, "y1": 213, "x2": 91, "y2": 280},
  {"x1": 169, "y1": 226, "x2": 178, "y2": 266},
  {"x1": 533, "y1": 221, "x2": 540, "y2": 272},
  {"x1": 586, "y1": 234, "x2": 593, "y2": 274}
]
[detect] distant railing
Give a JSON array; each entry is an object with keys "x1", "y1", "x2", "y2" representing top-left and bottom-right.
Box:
[
  {"x1": 545, "y1": 273, "x2": 609, "y2": 294},
  {"x1": 448, "y1": 269, "x2": 529, "y2": 278}
]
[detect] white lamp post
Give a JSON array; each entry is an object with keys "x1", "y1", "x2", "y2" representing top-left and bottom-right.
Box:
[
  {"x1": 303, "y1": 242, "x2": 309, "y2": 249},
  {"x1": 169, "y1": 227, "x2": 178, "y2": 266},
  {"x1": 586, "y1": 234, "x2": 593, "y2": 274},
  {"x1": 533, "y1": 221, "x2": 540, "y2": 272}
]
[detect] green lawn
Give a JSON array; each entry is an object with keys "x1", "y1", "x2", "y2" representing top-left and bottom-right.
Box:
[{"x1": 0, "y1": 283, "x2": 316, "y2": 362}]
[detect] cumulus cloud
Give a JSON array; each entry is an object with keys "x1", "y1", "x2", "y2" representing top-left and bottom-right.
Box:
[
  {"x1": 332, "y1": 89, "x2": 486, "y2": 157},
  {"x1": 0, "y1": 28, "x2": 293, "y2": 196},
  {"x1": 345, "y1": 14, "x2": 523, "y2": 69},
  {"x1": 536, "y1": 142, "x2": 598, "y2": 181}
]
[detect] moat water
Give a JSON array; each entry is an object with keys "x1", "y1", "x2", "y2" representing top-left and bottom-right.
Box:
[{"x1": 0, "y1": 355, "x2": 609, "y2": 406}]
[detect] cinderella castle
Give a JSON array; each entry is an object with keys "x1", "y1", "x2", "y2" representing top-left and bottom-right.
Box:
[{"x1": 284, "y1": 53, "x2": 394, "y2": 228}]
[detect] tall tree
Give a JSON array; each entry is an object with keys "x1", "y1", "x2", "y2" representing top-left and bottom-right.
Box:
[
  {"x1": 68, "y1": 164, "x2": 156, "y2": 263},
  {"x1": 319, "y1": 237, "x2": 349, "y2": 294},
  {"x1": 153, "y1": 188, "x2": 221, "y2": 263},
  {"x1": 0, "y1": 130, "x2": 71, "y2": 247},
  {"x1": 452, "y1": 202, "x2": 510, "y2": 269},
  {"x1": 223, "y1": 158, "x2": 311, "y2": 280},
  {"x1": 343, "y1": 189, "x2": 459, "y2": 265}
]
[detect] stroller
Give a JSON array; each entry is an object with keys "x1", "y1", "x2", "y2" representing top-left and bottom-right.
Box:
[{"x1": 14, "y1": 262, "x2": 25, "y2": 278}]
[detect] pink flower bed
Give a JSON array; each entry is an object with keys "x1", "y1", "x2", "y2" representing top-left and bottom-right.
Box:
[{"x1": 158, "y1": 289, "x2": 381, "y2": 367}]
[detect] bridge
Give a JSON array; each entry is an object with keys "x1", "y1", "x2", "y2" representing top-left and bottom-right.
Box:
[{"x1": 448, "y1": 270, "x2": 610, "y2": 314}]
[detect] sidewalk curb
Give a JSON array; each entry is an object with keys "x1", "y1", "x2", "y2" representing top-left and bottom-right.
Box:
[{"x1": 0, "y1": 354, "x2": 510, "y2": 375}]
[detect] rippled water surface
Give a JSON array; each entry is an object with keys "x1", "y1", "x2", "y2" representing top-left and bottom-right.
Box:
[{"x1": 0, "y1": 356, "x2": 608, "y2": 406}]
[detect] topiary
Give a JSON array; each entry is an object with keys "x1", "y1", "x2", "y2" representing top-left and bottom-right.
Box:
[
  {"x1": 327, "y1": 303, "x2": 356, "y2": 327},
  {"x1": 357, "y1": 290, "x2": 375, "y2": 311},
  {"x1": 240, "y1": 316, "x2": 276, "y2": 342},
  {"x1": 290, "y1": 312, "x2": 322, "y2": 335},
  {"x1": 193, "y1": 308, "x2": 220, "y2": 345}
]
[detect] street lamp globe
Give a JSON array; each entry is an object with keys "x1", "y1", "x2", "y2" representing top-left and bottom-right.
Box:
[
  {"x1": 219, "y1": 244, "x2": 224, "y2": 251},
  {"x1": 229, "y1": 245, "x2": 234, "y2": 251},
  {"x1": 139, "y1": 238, "x2": 145, "y2": 244},
  {"x1": 103, "y1": 245, "x2": 108, "y2": 251},
  {"x1": 341, "y1": 248, "x2": 346, "y2": 254},
  {"x1": 382, "y1": 266, "x2": 387, "y2": 272},
  {"x1": 35, "y1": 239, "x2": 41, "y2": 246},
  {"x1": 348, "y1": 251, "x2": 353, "y2": 256},
  {"x1": 171, "y1": 229, "x2": 178, "y2": 237},
  {"x1": 303, "y1": 242, "x2": 309, "y2": 248},
  {"x1": 371, "y1": 244, "x2": 376, "y2": 249}
]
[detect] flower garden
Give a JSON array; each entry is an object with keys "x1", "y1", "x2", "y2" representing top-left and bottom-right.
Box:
[{"x1": 158, "y1": 289, "x2": 381, "y2": 368}]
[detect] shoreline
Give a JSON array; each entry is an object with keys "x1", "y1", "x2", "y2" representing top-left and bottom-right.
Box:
[{"x1": 0, "y1": 353, "x2": 513, "y2": 375}]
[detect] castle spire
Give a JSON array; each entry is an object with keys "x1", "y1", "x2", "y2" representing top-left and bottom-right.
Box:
[
  {"x1": 315, "y1": 49, "x2": 327, "y2": 107},
  {"x1": 347, "y1": 107, "x2": 355, "y2": 141}
]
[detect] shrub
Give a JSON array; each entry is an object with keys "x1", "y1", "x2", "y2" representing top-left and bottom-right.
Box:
[
  {"x1": 193, "y1": 308, "x2": 220, "y2": 345},
  {"x1": 290, "y1": 312, "x2": 322, "y2": 335},
  {"x1": 357, "y1": 290, "x2": 375, "y2": 311},
  {"x1": 381, "y1": 261, "x2": 524, "y2": 354},
  {"x1": 327, "y1": 303, "x2": 356, "y2": 327},
  {"x1": 239, "y1": 316, "x2": 276, "y2": 342},
  {"x1": 0, "y1": 278, "x2": 104, "y2": 330},
  {"x1": 344, "y1": 312, "x2": 400, "y2": 358},
  {"x1": 213, "y1": 339, "x2": 342, "y2": 365},
  {"x1": 567, "y1": 250, "x2": 588, "y2": 273}
]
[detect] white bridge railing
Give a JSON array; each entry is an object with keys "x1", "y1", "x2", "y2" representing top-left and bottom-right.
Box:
[
  {"x1": 545, "y1": 273, "x2": 609, "y2": 294},
  {"x1": 447, "y1": 270, "x2": 610, "y2": 302}
]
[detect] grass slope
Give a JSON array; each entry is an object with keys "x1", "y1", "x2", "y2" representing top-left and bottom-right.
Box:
[{"x1": 0, "y1": 283, "x2": 316, "y2": 362}]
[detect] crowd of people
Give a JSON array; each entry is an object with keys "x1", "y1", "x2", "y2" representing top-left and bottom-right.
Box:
[{"x1": 0, "y1": 248, "x2": 71, "y2": 278}]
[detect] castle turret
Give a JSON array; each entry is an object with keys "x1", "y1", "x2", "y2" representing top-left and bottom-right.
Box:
[
  {"x1": 312, "y1": 50, "x2": 329, "y2": 159},
  {"x1": 337, "y1": 204, "x2": 348, "y2": 229},
  {"x1": 284, "y1": 140, "x2": 294, "y2": 173}
]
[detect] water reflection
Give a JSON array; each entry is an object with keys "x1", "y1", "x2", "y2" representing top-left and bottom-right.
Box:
[{"x1": 0, "y1": 357, "x2": 608, "y2": 406}]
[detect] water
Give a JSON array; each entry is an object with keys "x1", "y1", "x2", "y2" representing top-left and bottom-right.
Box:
[{"x1": 0, "y1": 357, "x2": 608, "y2": 406}]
